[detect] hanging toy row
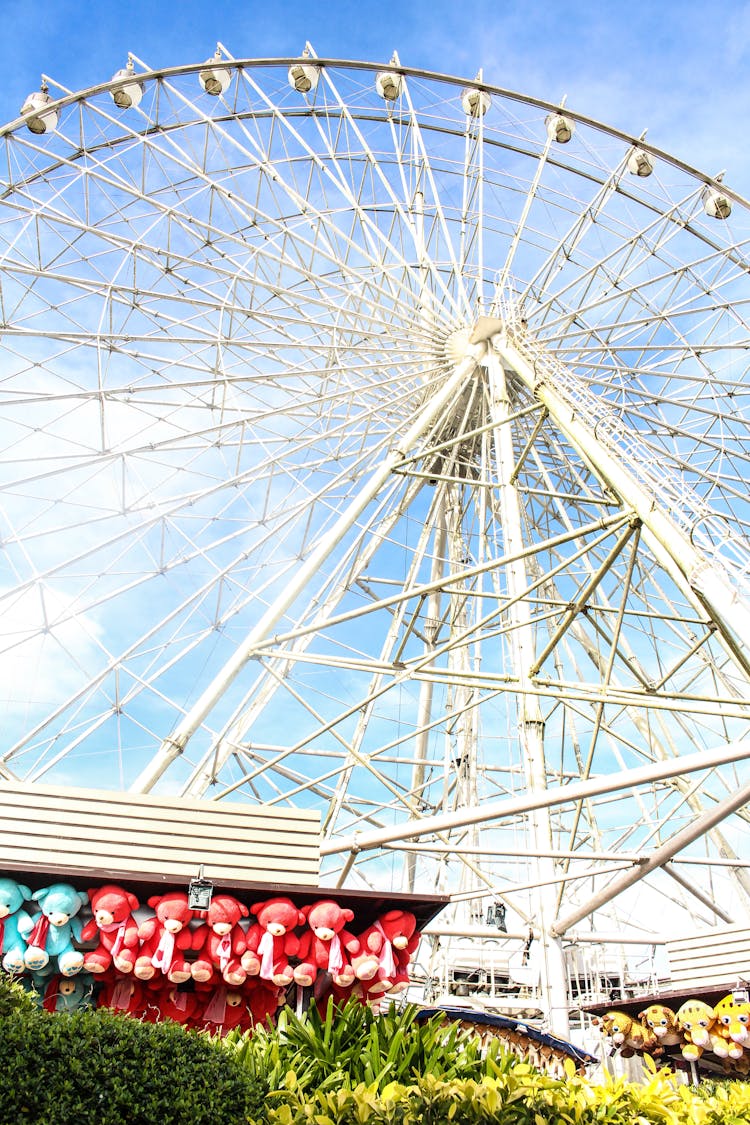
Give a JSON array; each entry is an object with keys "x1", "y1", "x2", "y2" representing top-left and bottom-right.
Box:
[
  {"x1": 0, "y1": 877, "x2": 421, "y2": 1016},
  {"x1": 21, "y1": 967, "x2": 284, "y2": 1035},
  {"x1": 593, "y1": 995, "x2": 750, "y2": 1074}
]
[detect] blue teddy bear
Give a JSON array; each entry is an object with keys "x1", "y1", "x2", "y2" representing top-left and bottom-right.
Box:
[
  {"x1": 0, "y1": 873, "x2": 34, "y2": 972},
  {"x1": 19, "y1": 883, "x2": 89, "y2": 977},
  {"x1": 0, "y1": 876, "x2": 35, "y2": 974},
  {"x1": 28, "y1": 967, "x2": 95, "y2": 1012}
]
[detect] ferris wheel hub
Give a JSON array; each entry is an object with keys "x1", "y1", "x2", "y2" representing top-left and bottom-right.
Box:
[{"x1": 444, "y1": 317, "x2": 506, "y2": 369}]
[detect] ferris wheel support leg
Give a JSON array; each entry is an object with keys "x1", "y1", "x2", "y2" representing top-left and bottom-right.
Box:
[
  {"x1": 488, "y1": 331, "x2": 750, "y2": 680},
  {"x1": 485, "y1": 347, "x2": 570, "y2": 1036},
  {"x1": 131, "y1": 347, "x2": 486, "y2": 793}
]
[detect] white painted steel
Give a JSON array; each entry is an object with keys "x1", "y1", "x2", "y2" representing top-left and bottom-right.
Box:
[{"x1": 0, "y1": 56, "x2": 749, "y2": 1028}]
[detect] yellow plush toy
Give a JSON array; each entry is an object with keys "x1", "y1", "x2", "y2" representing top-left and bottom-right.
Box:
[
  {"x1": 713, "y1": 994, "x2": 750, "y2": 1058},
  {"x1": 638, "y1": 1003, "x2": 681, "y2": 1047},
  {"x1": 675, "y1": 999, "x2": 717, "y2": 1061},
  {"x1": 593, "y1": 1010, "x2": 657, "y2": 1057}
]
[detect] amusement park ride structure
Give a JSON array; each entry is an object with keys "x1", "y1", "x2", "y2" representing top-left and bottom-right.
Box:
[{"x1": 1, "y1": 47, "x2": 750, "y2": 1042}]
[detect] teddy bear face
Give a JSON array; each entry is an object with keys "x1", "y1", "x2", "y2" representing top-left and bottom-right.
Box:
[
  {"x1": 676, "y1": 999, "x2": 715, "y2": 1036},
  {"x1": 305, "y1": 900, "x2": 354, "y2": 941},
  {"x1": 639, "y1": 1004, "x2": 677, "y2": 1037},
  {"x1": 253, "y1": 897, "x2": 304, "y2": 936},
  {"x1": 88, "y1": 885, "x2": 140, "y2": 928},
  {"x1": 207, "y1": 894, "x2": 248, "y2": 936},
  {"x1": 36, "y1": 884, "x2": 88, "y2": 927},
  {"x1": 600, "y1": 1011, "x2": 633, "y2": 1041},
  {"x1": 715, "y1": 994, "x2": 750, "y2": 1042},
  {"x1": 378, "y1": 910, "x2": 417, "y2": 950},
  {"x1": 0, "y1": 877, "x2": 31, "y2": 919},
  {"x1": 148, "y1": 892, "x2": 193, "y2": 933}
]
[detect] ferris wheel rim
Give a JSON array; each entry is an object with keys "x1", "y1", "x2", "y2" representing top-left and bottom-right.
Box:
[{"x1": 6, "y1": 54, "x2": 746, "y2": 210}]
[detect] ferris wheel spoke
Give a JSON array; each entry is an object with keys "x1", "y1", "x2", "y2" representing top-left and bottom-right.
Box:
[
  {"x1": 530, "y1": 183, "x2": 708, "y2": 330},
  {"x1": 520, "y1": 145, "x2": 646, "y2": 305}
]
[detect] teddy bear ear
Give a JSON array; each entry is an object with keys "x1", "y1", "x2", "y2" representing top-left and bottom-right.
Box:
[
  {"x1": 239, "y1": 902, "x2": 249, "y2": 918},
  {"x1": 343, "y1": 908, "x2": 354, "y2": 923},
  {"x1": 127, "y1": 892, "x2": 140, "y2": 911},
  {"x1": 35, "y1": 886, "x2": 50, "y2": 903},
  {"x1": 250, "y1": 901, "x2": 265, "y2": 916},
  {"x1": 301, "y1": 904, "x2": 313, "y2": 920},
  {"x1": 297, "y1": 911, "x2": 306, "y2": 925},
  {"x1": 77, "y1": 890, "x2": 89, "y2": 907},
  {"x1": 18, "y1": 884, "x2": 33, "y2": 901},
  {"x1": 147, "y1": 895, "x2": 161, "y2": 910}
]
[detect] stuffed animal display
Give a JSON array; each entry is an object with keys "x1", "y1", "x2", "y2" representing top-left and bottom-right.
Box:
[
  {"x1": 244, "y1": 897, "x2": 304, "y2": 987},
  {"x1": 191, "y1": 894, "x2": 251, "y2": 986},
  {"x1": 0, "y1": 876, "x2": 422, "y2": 1034},
  {"x1": 0, "y1": 877, "x2": 34, "y2": 974},
  {"x1": 294, "y1": 900, "x2": 359, "y2": 989},
  {"x1": 595, "y1": 996, "x2": 750, "y2": 1072},
  {"x1": 19, "y1": 883, "x2": 89, "y2": 977},
  {"x1": 81, "y1": 884, "x2": 141, "y2": 975},
  {"x1": 134, "y1": 892, "x2": 201, "y2": 984},
  {"x1": 350, "y1": 909, "x2": 420, "y2": 995}
]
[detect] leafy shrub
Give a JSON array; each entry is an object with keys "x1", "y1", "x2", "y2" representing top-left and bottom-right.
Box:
[
  {"x1": 227, "y1": 998, "x2": 516, "y2": 1100},
  {"x1": 257, "y1": 1066, "x2": 750, "y2": 1125},
  {"x1": 0, "y1": 977, "x2": 255, "y2": 1125},
  {"x1": 0, "y1": 973, "x2": 38, "y2": 1018}
]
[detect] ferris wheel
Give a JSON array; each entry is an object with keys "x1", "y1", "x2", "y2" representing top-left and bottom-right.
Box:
[{"x1": 3, "y1": 47, "x2": 750, "y2": 1029}]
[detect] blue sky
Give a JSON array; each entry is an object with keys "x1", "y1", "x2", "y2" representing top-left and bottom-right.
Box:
[{"x1": 3, "y1": 0, "x2": 749, "y2": 193}]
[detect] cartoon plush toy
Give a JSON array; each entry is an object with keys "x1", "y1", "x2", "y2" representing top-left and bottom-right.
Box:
[
  {"x1": 244, "y1": 897, "x2": 304, "y2": 987},
  {"x1": 81, "y1": 884, "x2": 141, "y2": 975},
  {"x1": 714, "y1": 993, "x2": 750, "y2": 1053},
  {"x1": 0, "y1": 876, "x2": 35, "y2": 974},
  {"x1": 675, "y1": 999, "x2": 718, "y2": 1061},
  {"x1": 38, "y1": 972, "x2": 94, "y2": 1014},
  {"x1": 246, "y1": 979, "x2": 284, "y2": 1029},
  {"x1": 352, "y1": 909, "x2": 420, "y2": 995},
  {"x1": 191, "y1": 894, "x2": 250, "y2": 986},
  {"x1": 20, "y1": 883, "x2": 88, "y2": 976},
  {"x1": 194, "y1": 982, "x2": 252, "y2": 1035},
  {"x1": 97, "y1": 973, "x2": 148, "y2": 1018},
  {"x1": 143, "y1": 982, "x2": 200, "y2": 1025},
  {"x1": 134, "y1": 891, "x2": 200, "y2": 984},
  {"x1": 592, "y1": 1010, "x2": 657, "y2": 1057},
  {"x1": 638, "y1": 1003, "x2": 681, "y2": 1047},
  {"x1": 21, "y1": 965, "x2": 57, "y2": 1008},
  {"x1": 294, "y1": 899, "x2": 359, "y2": 988}
]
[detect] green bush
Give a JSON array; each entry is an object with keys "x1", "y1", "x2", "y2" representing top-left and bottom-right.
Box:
[
  {"x1": 0, "y1": 973, "x2": 38, "y2": 1018},
  {"x1": 0, "y1": 978, "x2": 255, "y2": 1125},
  {"x1": 257, "y1": 1066, "x2": 750, "y2": 1125},
  {"x1": 5, "y1": 975, "x2": 750, "y2": 1125},
  {"x1": 227, "y1": 998, "x2": 515, "y2": 1101}
]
